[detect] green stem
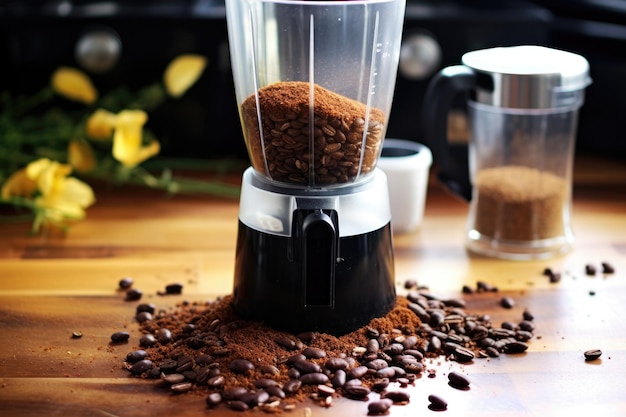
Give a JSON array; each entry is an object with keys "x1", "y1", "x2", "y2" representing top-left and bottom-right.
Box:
[{"x1": 134, "y1": 169, "x2": 241, "y2": 197}]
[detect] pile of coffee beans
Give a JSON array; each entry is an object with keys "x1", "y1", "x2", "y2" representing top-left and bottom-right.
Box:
[
  {"x1": 241, "y1": 81, "x2": 386, "y2": 186},
  {"x1": 113, "y1": 287, "x2": 536, "y2": 413}
]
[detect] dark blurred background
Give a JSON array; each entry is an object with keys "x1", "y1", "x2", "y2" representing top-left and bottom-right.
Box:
[{"x1": 1, "y1": 0, "x2": 625, "y2": 161}]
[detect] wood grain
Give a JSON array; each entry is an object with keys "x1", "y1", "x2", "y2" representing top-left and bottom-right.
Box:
[{"x1": 1, "y1": 154, "x2": 625, "y2": 416}]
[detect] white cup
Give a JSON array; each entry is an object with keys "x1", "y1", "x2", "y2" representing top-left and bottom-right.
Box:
[{"x1": 377, "y1": 139, "x2": 432, "y2": 233}]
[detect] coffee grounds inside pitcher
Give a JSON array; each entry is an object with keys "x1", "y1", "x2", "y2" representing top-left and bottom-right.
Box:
[
  {"x1": 241, "y1": 81, "x2": 385, "y2": 186},
  {"x1": 473, "y1": 166, "x2": 566, "y2": 241}
]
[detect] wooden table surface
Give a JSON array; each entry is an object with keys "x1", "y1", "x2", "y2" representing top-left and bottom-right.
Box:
[{"x1": 1, "y1": 154, "x2": 625, "y2": 416}]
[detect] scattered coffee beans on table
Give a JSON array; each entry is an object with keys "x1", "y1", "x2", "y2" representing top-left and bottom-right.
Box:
[
  {"x1": 584, "y1": 349, "x2": 602, "y2": 361},
  {"x1": 114, "y1": 288, "x2": 536, "y2": 413}
]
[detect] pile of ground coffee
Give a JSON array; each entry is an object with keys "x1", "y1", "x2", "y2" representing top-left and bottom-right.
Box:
[
  {"x1": 119, "y1": 289, "x2": 534, "y2": 413},
  {"x1": 473, "y1": 166, "x2": 567, "y2": 241},
  {"x1": 240, "y1": 81, "x2": 386, "y2": 186}
]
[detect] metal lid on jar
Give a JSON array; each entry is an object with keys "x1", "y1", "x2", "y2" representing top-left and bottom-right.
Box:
[{"x1": 461, "y1": 45, "x2": 591, "y2": 109}]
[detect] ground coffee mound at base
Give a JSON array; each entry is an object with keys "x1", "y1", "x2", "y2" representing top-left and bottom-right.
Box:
[{"x1": 120, "y1": 291, "x2": 534, "y2": 412}]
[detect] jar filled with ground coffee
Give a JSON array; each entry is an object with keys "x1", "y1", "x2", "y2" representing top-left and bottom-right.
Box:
[{"x1": 423, "y1": 46, "x2": 591, "y2": 259}]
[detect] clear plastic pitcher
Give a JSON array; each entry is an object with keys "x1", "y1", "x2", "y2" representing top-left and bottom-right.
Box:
[
  {"x1": 423, "y1": 46, "x2": 591, "y2": 259},
  {"x1": 226, "y1": 0, "x2": 406, "y2": 188}
]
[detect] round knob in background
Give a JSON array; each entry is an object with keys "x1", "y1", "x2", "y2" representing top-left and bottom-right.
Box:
[
  {"x1": 399, "y1": 31, "x2": 442, "y2": 81},
  {"x1": 75, "y1": 27, "x2": 122, "y2": 74}
]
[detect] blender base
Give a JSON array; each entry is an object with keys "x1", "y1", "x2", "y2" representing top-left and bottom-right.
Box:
[{"x1": 232, "y1": 220, "x2": 396, "y2": 335}]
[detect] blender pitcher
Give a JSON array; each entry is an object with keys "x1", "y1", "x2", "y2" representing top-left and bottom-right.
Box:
[
  {"x1": 423, "y1": 46, "x2": 591, "y2": 260},
  {"x1": 225, "y1": 0, "x2": 406, "y2": 333}
]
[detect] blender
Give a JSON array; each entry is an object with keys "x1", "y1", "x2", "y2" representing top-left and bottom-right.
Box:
[{"x1": 225, "y1": 0, "x2": 406, "y2": 334}]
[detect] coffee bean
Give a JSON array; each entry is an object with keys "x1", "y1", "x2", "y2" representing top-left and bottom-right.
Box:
[
  {"x1": 381, "y1": 390, "x2": 410, "y2": 404},
  {"x1": 331, "y1": 369, "x2": 347, "y2": 388},
  {"x1": 175, "y1": 354, "x2": 192, "y2": 370},
  {"x1": 139, "y1": 334, "x2": 156, "y2": 348},
  {"x1": 518, "y1": 320, "x2": 536, "y2": 332},
  {"x1": 585, "y1": 264, "x2": 597, "y2": 275},
  {"x1": 375, "y1": 367, "x2": 396, "y2": 379},
  {"x1": 254, "y1": 378, "x2": 279, "y2": 389},
  {"x1": 111, "y1": 331, "x2": 130, "y2": 343},
  {"x1": 347, "y1": 365, "x2": 368, "y2": 379},
  {"x1": 206, "y1": 392, "x2": 222, "y2": 407},
  {"x1": 230, "y1": 359, "x2": 254, "y2": 375},
  {"x1": 164, "y1": 283, "x2": 183, "y2": 294},
  {"x1": 161, "y1": 373, "x2": 185, "y2": 384},
  {"x1": 428, "y1": 394, "x2": 447, "y2": 410},
  {"x1": 584, "y1": 349, "x2": 602, "y2": 361},
  {"x1": 274, "y1": 335, "x2": 298, "y2": 350},
  {"x1": 118, "y1": 277, "x2": 133, "y2": 289},
  {"x1": 372, "y1": 378, "x2": 390, "y2": 392},
  {"x1": 195, "y1": 367, "x2": 212, "y2": 384},
  {"x1": 266, "y1": 385, "x2": 286, "y2": 399},
  {"x1": 259, "y1": 365, "x2": 280, "y2": 376},
  {"x1": 515, "y1": 330, "x2": 533, "y2": 342},
  {"x1": 125, "y1": 288, "x2": 142, "y2": 301},
  {"x1": 300, "y1": 372, "x2": 329, "y2": 385},
  {"x1": 344, "y1": 378, "x2": 363, "y2": 388},
  {"x1": 404, "y1": 279, "x2": 418, "y2": 290},
  {"x1": 368, "y1": 399, "x2": 393, "y2": 415},
  {"x1": 156, "y1": 328, "x2": 172, "y2": 344},
  {"x1": 129, "y1": 359, "x2": 153, "y2": 376},
  {"x1": 228, "y1": 400, "x2": 249, "y2": 411},
  {"x1": 448, "y1": 371, "x2": 471, "y2": 389},
  {"x1": 287, "y1": 367, "x2": 300, "y2": 379},
  {"x1": 207, "y1": 375, "x2": 226, "y2": 388},
  {"x1": 135, "y1": 311, "x2": 152, "y2": 323},
  {"x1": 325, "y1": 357, "x2": 349, "y2": 371},
  {"x1": 504, "y1": 341, "x2": 529, "y2": 354},
  {"x1": 549, "y1": 271, "x2": 562, "y2": 283},
  {"x1": 223, "y1": 386, "x2": 248, "y2": 401},
  {"x1": 343, "y1": 385, "x2": 370, "y2": 399},
  {"x1": 283, "y1": 379, "x2": 302, "y2": 394},
  {"x1": 157, "y1": 358, "x2": 177, "y2": 373},
  {"x1": 601, "y1": 262, "x2": 615, "y2": 274},
  {"x1": 252, "y1": 390, "x2": 270, "y2": 406},
  {"x1": 403, "y1": 362, "x2": 424, "y2": 374},
  {"x1": 294, "y1": 359, "x2": 321, "y2": 374},
  {"x1": 302, "y1": 347, "x2": 326, "y2": 359},
  {"x1": 126, "y1": 350, "x2": 147, "y2": 364},
  {"x1": 71, "y1": 331, "x2": 83, "y2": 339},
  {"x1": 452, "y1": 346, "x2": 475, "y2": 362},
  {"x1": 500, "y1": 296, "x2": 515, "y2": 309},
  {"x1": 365, "y1": 359, "x2": 388, "y2": 370},
  {"x1": 136, "y1": 303, "x2": 155, "y2": 314}
]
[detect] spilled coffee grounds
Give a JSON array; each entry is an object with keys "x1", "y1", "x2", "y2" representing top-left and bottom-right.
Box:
[{"x1": 119, "y1": 290, "x2": 535, "y2": 413}]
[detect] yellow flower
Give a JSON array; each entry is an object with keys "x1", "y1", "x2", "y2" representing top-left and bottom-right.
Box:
[
  {"x1": 51, "y1": 67, "x2": 98, "y2": 105},
  {"x1": 26, "y1": 158, "x2": 73, "y2": 197},
  {"x1": 112, "y1": 110, "x2": 160, "y2": 167},
  {"x1": 34, "y1": 176, "x2": 95, "y2": 221},
  {"x1": 2, "y1": 158, "x2": 95, "y2": 226},
  {"x1": 86, "y1": 108, "x2": 117, "y2": 140},
  {"x1": 1, "y1": 169, "x2": 38, "y2": 199},
  {"x1": 163, "y1": 54, "x2": 207, "y2": 98},
  {"x1": 68, "y1": 138, "x2": 97, "y2": 173},
  {"x1": 26, "y1": 158, "x2": 95, "y2": 221}
]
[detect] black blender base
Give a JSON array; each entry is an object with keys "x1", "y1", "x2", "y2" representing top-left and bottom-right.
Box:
[{"x1": 232, "y1": 221, "x2": 396, "y2": 335}]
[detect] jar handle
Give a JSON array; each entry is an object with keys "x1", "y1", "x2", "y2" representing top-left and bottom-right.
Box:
[{"x1": 422, "y1": 65, "x2": 476, "y2": 201}]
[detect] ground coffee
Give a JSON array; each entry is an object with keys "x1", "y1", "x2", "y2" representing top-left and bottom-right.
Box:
[
  {"x1": 119, "y1": 288, "x2": 535, "y2": 413},
  {"x1": 473, "y1": 166, "x2": 567, "y2": 241},
  {"x1": 241, "y1": 81, "x2": 386, "y2": 186}
]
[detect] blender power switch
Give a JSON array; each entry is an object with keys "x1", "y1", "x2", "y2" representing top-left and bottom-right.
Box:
[{"x1": 300, "y1": 210, "x2": 338, "y2": 308}]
